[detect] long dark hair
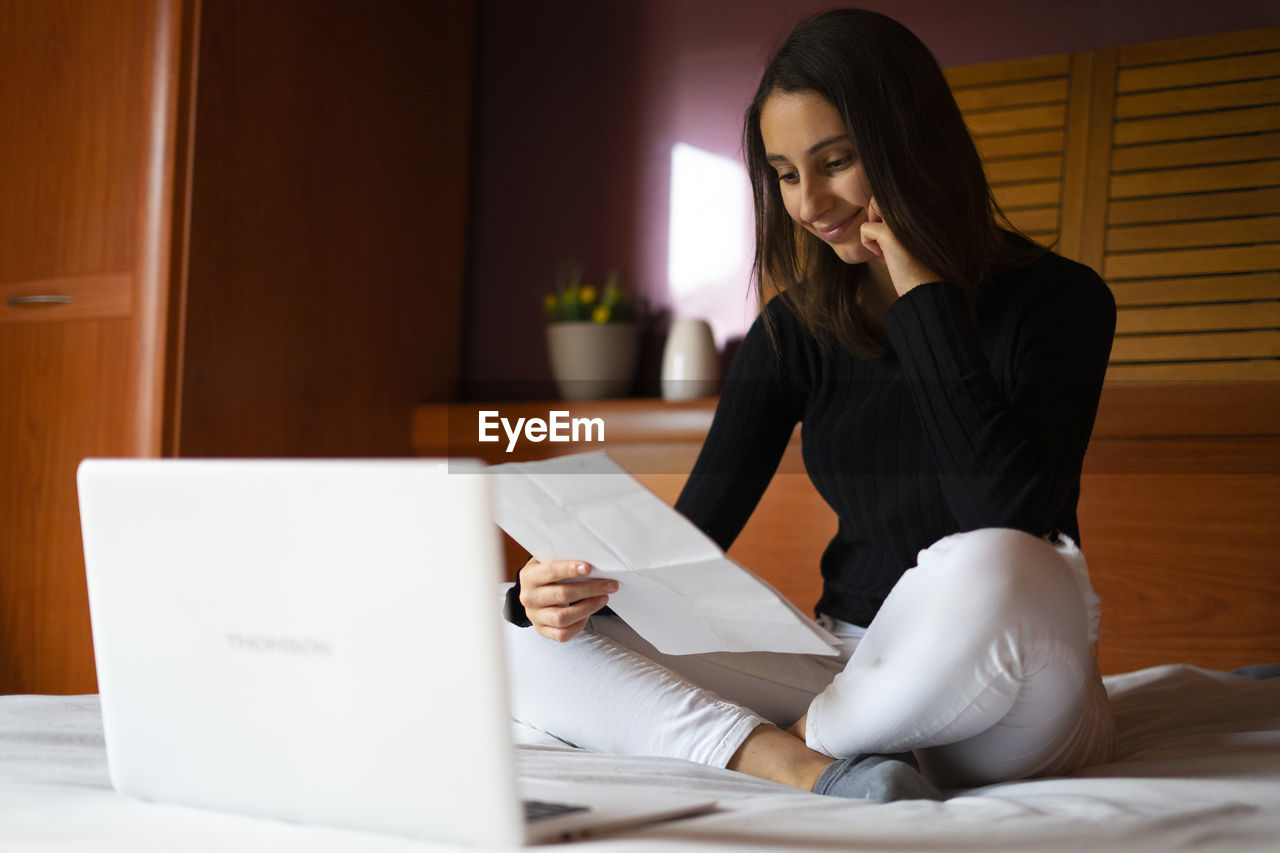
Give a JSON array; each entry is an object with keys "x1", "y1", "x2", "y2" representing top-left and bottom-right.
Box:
[{"x1": 744, "y1": 9, "x2": 1039, "y2": 356}]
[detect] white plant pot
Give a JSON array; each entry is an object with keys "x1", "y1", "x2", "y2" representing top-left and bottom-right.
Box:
[
  {"x1": 661, "y1": 318, "x2": 720, "y2": 401},
  {"x1": 545, "y1": 321, "x2": 640, "y2": 401}
]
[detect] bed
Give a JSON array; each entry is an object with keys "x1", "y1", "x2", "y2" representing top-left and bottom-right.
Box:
[
  {"x1": 2, "y1": 382, "x2": 1276, "y2": 851},
  {"x1": 2, "y1": 665, "x2": 1278, "y2": 851}
]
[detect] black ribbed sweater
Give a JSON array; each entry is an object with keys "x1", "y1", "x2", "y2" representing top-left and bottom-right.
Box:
[{"x1": 506, "y1": 248, "x2": 1115, "y2": 630}]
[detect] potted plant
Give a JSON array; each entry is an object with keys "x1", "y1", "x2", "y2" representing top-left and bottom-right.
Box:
[{"x1": 543, "y1": 267, "x2": 640, "y2": 401}]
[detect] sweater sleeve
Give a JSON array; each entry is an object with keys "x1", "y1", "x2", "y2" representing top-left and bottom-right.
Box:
[
  {"x1": 883, "y1": 263, "x2": 1115, "y2": 535},
  {"x1": 674, "y1": 301, "x2": 808, "y2": 550}
]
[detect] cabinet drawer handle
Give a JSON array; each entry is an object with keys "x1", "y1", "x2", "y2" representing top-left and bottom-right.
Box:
[{"x1": 6, "y1": 294, "x2": 73, "y2": 307}]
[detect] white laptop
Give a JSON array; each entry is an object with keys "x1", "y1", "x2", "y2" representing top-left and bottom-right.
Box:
[{"x1": 77, "y1": 458, "x2": 716, "y2": 845}]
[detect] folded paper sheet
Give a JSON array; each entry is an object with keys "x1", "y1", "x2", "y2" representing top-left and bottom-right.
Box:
[{"x1": 488, "y1": 452, "x2": 839, "y2": 656}]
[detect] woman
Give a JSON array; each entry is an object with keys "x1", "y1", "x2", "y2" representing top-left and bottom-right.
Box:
[{"x1": 503, "y1": 8, "x2": 1116, "y2": 801}]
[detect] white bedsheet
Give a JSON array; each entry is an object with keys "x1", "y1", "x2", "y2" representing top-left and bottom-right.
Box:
[{"x1": 2, "y1": 665, "x2": 1277, "y2": 851}]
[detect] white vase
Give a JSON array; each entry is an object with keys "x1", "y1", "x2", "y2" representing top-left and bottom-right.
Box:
[
  {"x1": 661, "y1": 318, "x2": 720, "y2": 401},
  {"x1": 545, "y1": 321, "x2": 640, "y2": 401}
]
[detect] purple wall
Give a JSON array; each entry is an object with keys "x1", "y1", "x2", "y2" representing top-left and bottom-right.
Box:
[{"x1": 462, "y1": 0, "x2": 1280, "y2": 400}]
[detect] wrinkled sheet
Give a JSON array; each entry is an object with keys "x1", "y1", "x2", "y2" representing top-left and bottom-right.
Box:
[{"x1": 2, "y1": 665, "x2": 1277, "y2": 852}]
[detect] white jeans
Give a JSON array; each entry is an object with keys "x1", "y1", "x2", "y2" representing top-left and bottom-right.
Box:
[{"x1": 504, "y1": 528, "x2": 1116, "y2": 787}]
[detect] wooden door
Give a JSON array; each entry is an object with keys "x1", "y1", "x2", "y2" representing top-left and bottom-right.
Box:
[
  {"x1": 0, "y1": 0, "x2": 181, "y2": 693},
  {"x1": 173, "y1": 0, "x2": 473, "y2": 457}
]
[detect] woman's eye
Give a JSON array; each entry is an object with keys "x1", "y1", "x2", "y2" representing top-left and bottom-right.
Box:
[
  {"x1": 777, "y1": 171, "x2": 799, "y2": 185},
  {"x1": 826, "y1": 157, "x2": 850, "y2": 171}
]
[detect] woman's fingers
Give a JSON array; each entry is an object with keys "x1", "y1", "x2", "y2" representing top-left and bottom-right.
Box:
[
  {"x1": 530, "y1": 593, "x2": 611, "y2": 642},
  {"x1": 537, "y1": 594, "x2": 610, "y2": 628},
  {"x1": 860, "y1": 195, "x2": 887, "y2": 258},
  {"x1": 521, "y1": 557, "x2": 590, "y2": 586},
  {"x1": 527, "y1": 578, "x2": 617, "y2": 608},
  {"x1": 859, "y1": 199, "x2": 940, "y2": 295},
  {"x1": 518, "y1": 558, "x2": 618, "y2": 641},
  {"x1": 535, "y1": 613, "x2": 595, "y2": 643},
  {"x1": 521, "y1": 560, "x2": 617, "y2": 606},
  {"x1": 860, "y1": 220, "x2": 887, "y2": 259}
]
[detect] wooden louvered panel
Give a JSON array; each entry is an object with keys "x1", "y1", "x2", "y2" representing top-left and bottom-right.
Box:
[
  {"x1": 964, "y1": 104, "x2": 1067, "y2": 136},
  {"x1": 1108, "y1": 187, "x2": 1280, "y2": 225},
  {"x1": 1117, "y1": 302, "x2": 1280, "y2": 334},
  {"x1": 1116, "y1": 78, "x2": 1280, "y2": 119},
  {"x1": 1105, "y1": 245, "x2": 1280, "y2": 279},
  {"x1": 974, "y1": 129, "x2": 1064, "y2": 159},
  {"x1": 951, "y1": 54, "x2": 1071, "y2": 250},
  {"x1": 952, "y1": 78, "x2": 1068, "y2": 111},
  {"x1": 984, "y1": 155, "x2": 1062, "y2": 183},
  {"x1": 1111, "y1": 132, "x2": 1280, "y2": 172},
  {"x1": 1057, "y1": 49, "x2": 1115, "y2": 267},
  {"x1": 1106, "y1": 361, "x2": 1280, "y2": 381},
  {"x1": 1004, "y1": 207, "x2": 1059, "y2": 233},
  {"x1": 1111, "y1": 160, "x2": 1280, "y2": 198},
  {"x1": 1109, "y1": 272, "x2": 1280, "y2": 306},
  {"x1": 950, "y1": 27, "x2": 1280, "y2": 382},
  {"x1": 1111, "y1": 327, "x2": 1280, "y2": 361},
  {"x1": 1100, "y1": 27, "x2": 1280, "y2": 383},
  {"x1": 993, "y1": 181, "x2": 1061, "y2": 209},
  {"x1": 944, "y1": 53, "x2": 1070, "y2": 88},
  {"x1": 1111, "y1": 330, "x2": 1280, "y2": 361},
  {"x1": 1117, "y1": 50, "x2": 1280, "y2": 92},
  {"x1": 1108, "y1": 216, "x2": 1280, "y2": 252},
  {"x1": 1115, "y1": 104, "x2": 1280, "y2": 145},
  {"x1": 1117, "y1": 26, "x2": 1280, "y2": 66}
]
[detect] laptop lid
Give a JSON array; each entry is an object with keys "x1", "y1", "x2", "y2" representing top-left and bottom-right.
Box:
[{"x1": 78, "y1": 458, "x2": 528, "y2": 845}]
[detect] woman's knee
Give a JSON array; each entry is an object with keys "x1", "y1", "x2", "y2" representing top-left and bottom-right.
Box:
[
  {"x1": 901, "y1": 528, "x2": 1098, "y2": 660},
  {"x1": 918, "y1": 528, "x2": 1055, "y2": 575},
  {"x1": 917, "y1": 529, "x2": 1080, "y2": 609}
]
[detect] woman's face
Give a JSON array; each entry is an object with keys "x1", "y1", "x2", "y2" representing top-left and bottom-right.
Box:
[{"x1": 759, "y1": 89, "x2": 876, "y2": 265}]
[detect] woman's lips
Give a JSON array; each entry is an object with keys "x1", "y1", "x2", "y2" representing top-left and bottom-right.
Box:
[{"x1": 815, "y1": 209, "x2": 860, "y2": 242}]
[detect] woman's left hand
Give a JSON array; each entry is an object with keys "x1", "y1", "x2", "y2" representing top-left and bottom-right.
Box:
[{"x1": 860, "y1": 198, "x2": 943, "y2": 296}]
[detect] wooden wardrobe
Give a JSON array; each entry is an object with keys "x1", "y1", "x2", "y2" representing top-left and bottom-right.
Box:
[{"x1": 0, "y1": 0, "x2": 473, "y2": 694}]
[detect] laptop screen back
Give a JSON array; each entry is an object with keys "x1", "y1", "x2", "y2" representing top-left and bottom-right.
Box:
[{"x1": 78, "y1": 459, "x2": 525, "y2": 845}]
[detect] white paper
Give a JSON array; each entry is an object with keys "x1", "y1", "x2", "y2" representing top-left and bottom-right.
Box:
[{"x1": 487, "y1": 451, "x2": 839, "y2": 656}]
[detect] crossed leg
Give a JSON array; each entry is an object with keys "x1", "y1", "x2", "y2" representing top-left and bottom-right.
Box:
[{"x1": 504, "y1": 528, "x2": 1114, "y2": 793}]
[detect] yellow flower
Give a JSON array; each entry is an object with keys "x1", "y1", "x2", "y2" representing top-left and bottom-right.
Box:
[
  {"x1": 543, "y1": 293, "x2": 557, "y2": 312},
  {"x1": 579, "y1": 285, "x2": 597, "y2": 304},
  {"x1": 592, "y1": 304, "x2": 611, "y2": 324}
]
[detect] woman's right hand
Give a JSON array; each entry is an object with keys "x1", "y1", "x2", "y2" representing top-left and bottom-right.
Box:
[{"x1": 518, "y1": 558, "x2": 618, "y2": 642}]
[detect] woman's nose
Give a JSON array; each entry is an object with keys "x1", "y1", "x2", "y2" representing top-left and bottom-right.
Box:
[{"x1": 798, "y1": 178, "x2": 830, "y2": 224}]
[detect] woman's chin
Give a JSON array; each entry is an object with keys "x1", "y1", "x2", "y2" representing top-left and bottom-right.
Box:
[{"x1": 831, "y1": 242, "x2": 876, "y2": 265}]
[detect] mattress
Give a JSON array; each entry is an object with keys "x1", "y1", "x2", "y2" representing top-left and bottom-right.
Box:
[{"x1": 1, "y1": 664, "x2": 1277, "y2": 851}]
